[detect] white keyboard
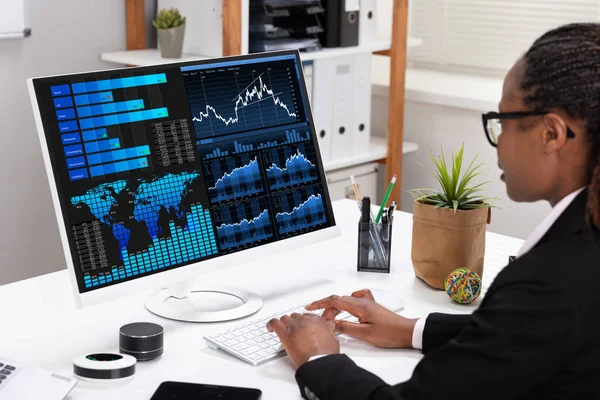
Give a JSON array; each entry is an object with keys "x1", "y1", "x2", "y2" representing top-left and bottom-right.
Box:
[{"x1": 205, "y1": 304, "x2": 360, "y2": 366}]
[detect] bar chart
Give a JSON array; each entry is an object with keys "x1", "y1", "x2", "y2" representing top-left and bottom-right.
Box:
[
  {"x1": 50, "y1": 72, "x2": 170, "y2": 180},
  {"x1": 200, "y1": 128, "x2": 311, "y2": 161}
]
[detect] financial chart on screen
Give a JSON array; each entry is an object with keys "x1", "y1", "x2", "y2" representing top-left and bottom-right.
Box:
[{"x1": 32, "y1": 52, "x2": 334, "y2": 293}]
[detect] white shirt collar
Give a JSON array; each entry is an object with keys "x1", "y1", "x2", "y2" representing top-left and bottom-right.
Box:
[{"x1": 517, "y1": 187, "x2": 587, "y2": 257}]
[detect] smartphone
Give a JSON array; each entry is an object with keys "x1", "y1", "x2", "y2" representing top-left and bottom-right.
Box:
[{"x1": 150, "y1": 381, "x2": 262, "y2": 399}]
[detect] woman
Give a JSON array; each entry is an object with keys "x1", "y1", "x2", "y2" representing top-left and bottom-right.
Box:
[{"x1": 266, "y1": 23, "x2": 600, "y2": 399}]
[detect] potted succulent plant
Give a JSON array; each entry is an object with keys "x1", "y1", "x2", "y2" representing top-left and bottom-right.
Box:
[
  {"x1": 153, "y1": 8, "x2": 186, "y2": 59},
  {"x1": 409, "y1": 144, "x2": 496, "y2": 290}
]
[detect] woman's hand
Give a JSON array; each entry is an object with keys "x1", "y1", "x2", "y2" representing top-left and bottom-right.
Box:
[
  {"x1": 305, "y1": 289, "x2": 418, "y2": 349},
  {"x1": 266, "y1": 313, "x2": 340, "y2": 369}
]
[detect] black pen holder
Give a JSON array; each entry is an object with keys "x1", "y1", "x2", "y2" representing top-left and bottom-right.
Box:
[{"x1": 357, "y1": 221, "x2": 392, "y2": 273}]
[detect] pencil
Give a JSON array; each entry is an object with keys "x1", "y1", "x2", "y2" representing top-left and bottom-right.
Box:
[{"x1": 376, "y1": 174, "x2": 397, "y2": 223}]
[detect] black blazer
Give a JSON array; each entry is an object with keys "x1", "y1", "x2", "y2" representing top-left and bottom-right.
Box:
[{"x1": 296, "y1": 190, "x2": 600, "y2": 399}]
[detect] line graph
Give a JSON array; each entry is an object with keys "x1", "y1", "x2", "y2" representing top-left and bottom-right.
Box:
[
  {"x1": 204, "y1": 153, "x2": 264, "y2": 203},
  {"x1": 273, "y1": 185, "x2": 328, "y2": 236},
  {"x1": 191, "y1": 74, "x2": 296, "y2": 127},
  {"x1": 182, "y1": 60, "x2": 304, "y2": 139},
  {"x1": 264, "y1": 143, "x2": 318, "y2": 190},
  {"x1": 213, "y1": 197, "x2": 274, "y2": 251}
]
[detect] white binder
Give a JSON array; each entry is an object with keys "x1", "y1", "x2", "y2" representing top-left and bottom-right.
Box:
[
  {"x1": 302, "y1": 61, "x2": 314, "y2": 106},
  {"x1": 331, "y1": 56, "x2": 355, "y2": 160},
  {"x1": 359, "y1": 0, "x2": 378, "y2": 46},
  {"x1": 311, "y1": 58, "x2": 335, "y2": 162},
  {"x1": 352, "y1": 53, "x2": 373, "y2": 153}
]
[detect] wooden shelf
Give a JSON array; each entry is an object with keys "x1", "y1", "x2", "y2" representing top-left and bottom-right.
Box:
[
  {"x1": 323, "y1": 137, "x2": 418, "y2": 172},
  {"x1": 100, "y1": 37, "x2": 421, "y2": 67}
]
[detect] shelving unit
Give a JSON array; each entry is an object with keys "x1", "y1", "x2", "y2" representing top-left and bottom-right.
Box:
[
  {"x1": 117, "y1": 0, "x2": 413, "y2": 205},
  {"x1": 101, "y1": 38, "x2": 422, "y2": 67}
]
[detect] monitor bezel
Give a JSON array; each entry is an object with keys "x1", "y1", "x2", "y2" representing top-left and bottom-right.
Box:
[{"x1": 27, "y1": 49, "x2": 339, "y2": 308}]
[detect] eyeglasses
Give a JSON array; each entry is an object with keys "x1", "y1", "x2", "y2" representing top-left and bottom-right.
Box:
[{"x1": 482, "y1": 111, "x2": 576, "y2": 147}]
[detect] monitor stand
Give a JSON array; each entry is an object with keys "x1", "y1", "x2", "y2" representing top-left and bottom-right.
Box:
[{"x1": 144, "y1": 281, "x2": 263, "y2": 322}]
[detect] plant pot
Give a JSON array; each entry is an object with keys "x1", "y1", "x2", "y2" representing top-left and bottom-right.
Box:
[
  {"x1": 157, "y1": 24, "x2": 185, "y2": 59},
  {"x1": 411, "y1": 201, "x2": 491, "y2": 290}
]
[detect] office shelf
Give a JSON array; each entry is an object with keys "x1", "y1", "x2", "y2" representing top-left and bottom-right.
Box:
[
  {"x1": 100, "y1": 37, "x2": 422, "y2": 67},
  {"x1": 300, "y1": 37, "x2": 421, "y2": 62},
  {"x1": 101, "y1": 49, "x2": 209, "y2": 66},
  {"x1": 323, "y1": 136, "x2": 418, "y2": 172}
]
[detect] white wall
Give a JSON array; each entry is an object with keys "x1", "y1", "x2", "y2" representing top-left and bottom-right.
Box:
[
  {"x1": 371, "y1": 94, "x2": 550, "y2": 240},
  {"x1": 0, "y1": 0, "x2": 127, "y2": 285}
]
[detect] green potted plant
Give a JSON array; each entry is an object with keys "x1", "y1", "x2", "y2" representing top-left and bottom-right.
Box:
[
  {"x1": 408, "y1": 144, "x2": 496, "y2": 289},
  {"x1": 153, "y1": 8, "x2": 186, "y2": 59}
]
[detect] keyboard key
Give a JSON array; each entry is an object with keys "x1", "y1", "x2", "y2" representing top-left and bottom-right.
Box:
[
  {"x1": 262, "y1": 333, "x2": 271, "y2": 340},
  {"x1": 232, "y1": 343, "x2": 248, "y2": 352},
  {"x1": 225, "y1": 339, "x2": 238, "y2": 347},
  {"x1": 0, "y1": 370, "x2": 11, "y2": 375},
  {"x1": 0, "y1": 375, "x2": 6, "y2": 380},
  {"x1": 247, "y1": 339, "x2": 257, "y2": 346},
  {"x1": 4, "y1": 365, "x2": 15, "y2": 371},
  {"x1": 267, "y1": 339, "x2": 278, "y2": 346},
  {"x1": 250, "y1": 354, "x2": 262, "y2": 361},
  {"x1": 241, "y1": 346, "x2": 260, "y2": 356},
  {"x1": 259, "y1": 342, "x2": 270, "y2": 349},
  {"x1": 271, "y1": 344, "x2": 284, "y2": 352},
  {"x1": 256, "y1": 350, "x2": 269, "y2": 358},
  {"x1": 0, "y1": 363, "x2": 3, "y2": 368},
  {"x1": 240, "y1": 327, "x2": 250, "y2": 334},
  {"x1": 223, "y1": 333, "x2": 234, "y2": 340}
]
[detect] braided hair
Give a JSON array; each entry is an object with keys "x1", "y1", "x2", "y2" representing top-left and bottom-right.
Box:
[{"x1": 520, "y1": 23, "x2": 600, "y2": 228}]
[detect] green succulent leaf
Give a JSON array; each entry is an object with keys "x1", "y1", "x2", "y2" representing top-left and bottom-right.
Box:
[
  {"x1": 153, "y1": 8, "x2": 186, "y2": 29},
  {"x1": 409, "y1": 144, "x2": 497, "y2": 213}
]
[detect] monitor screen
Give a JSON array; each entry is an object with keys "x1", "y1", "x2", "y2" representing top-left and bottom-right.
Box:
[{"x1": 31, "y1": 51, "x2": 335, "y2": 293}]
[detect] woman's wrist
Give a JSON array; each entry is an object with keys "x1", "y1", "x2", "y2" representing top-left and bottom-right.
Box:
[{"x1": 394, "y1": 317, "x2": 419, "y2": 348}]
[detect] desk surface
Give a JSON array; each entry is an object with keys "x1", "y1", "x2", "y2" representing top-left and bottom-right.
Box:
[{"x1": 0, "y1": 200, "x2": 523, "y2": 399}]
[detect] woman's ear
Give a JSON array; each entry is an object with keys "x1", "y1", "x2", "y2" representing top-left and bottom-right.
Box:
[{"x1": 542, "y1": 113, "x2": 569, "y2": 152}]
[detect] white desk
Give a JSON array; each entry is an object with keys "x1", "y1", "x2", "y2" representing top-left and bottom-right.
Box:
[{"x1": 0, "y1": 200, "x2": 523, "y2": 399}]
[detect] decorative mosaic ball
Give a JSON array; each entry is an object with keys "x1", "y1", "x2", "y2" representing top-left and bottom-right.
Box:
[{"x1": 444, "y1": 267, "x2": 481, "y2": 304}]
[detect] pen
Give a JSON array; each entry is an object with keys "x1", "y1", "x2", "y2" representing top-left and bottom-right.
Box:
[
  {"x1": 361, "y1": 196, "x2": 371, "y2": 223},
  {"x1": 359, "y1": 196, "x2": 371, "y2": 268},
  {"x1": 376, "y1": 174, "x2": 397, "y2": 223}
]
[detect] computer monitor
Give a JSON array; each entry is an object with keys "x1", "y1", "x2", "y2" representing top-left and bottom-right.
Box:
[{"x1": 27, "y1": 50, "x2": 339, "y2": 322}]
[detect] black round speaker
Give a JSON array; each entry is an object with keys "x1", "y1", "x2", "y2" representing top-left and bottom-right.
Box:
[
  {"x1": 339, "y1": 126, "x2": 346, "y2": 134},
  {"x1": 319, "y1": 129, "x2": 326, "y2": 138},
  {"x1": 119, "y1": 322, "x2": 164, "y2": 361}
]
